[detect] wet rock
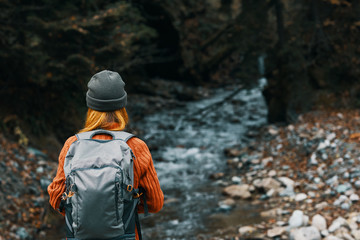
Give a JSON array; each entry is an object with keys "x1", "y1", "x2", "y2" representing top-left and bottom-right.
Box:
[
  {"x1": 222, "y1": 184, "x2": 251, "y2": 199},
  {"x1": 290, "y1": 226, "x2": 321, "y2": 240},
  {"x1": 218, "y1": 198, "x2": 236, "y2": 210},
  {"x1": 267, "y1": 227, "x2": 285, "y2": 238},
  {"x1": 311, "y1": 214, "x2": 327, "y2": 231}
]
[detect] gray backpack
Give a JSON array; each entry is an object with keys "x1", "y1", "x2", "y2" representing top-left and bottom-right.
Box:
[{"x1": 60, "y1": 130, "x2": 147, "y2": 240}]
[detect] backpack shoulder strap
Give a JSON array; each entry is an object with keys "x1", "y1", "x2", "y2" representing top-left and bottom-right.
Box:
[{"x1": 112, "y1": 131, "x2": 135, "y2": 142}]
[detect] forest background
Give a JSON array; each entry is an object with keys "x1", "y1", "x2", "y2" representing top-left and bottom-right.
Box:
[{"x1": 1, "y1": 0, "x2": 359, "y2": 146}]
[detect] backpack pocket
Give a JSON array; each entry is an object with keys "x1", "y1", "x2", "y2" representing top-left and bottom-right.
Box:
[{"x1": 70, "y1": 167, "x2": 125, "y2": 239}]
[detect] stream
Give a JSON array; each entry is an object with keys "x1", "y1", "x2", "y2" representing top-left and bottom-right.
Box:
[{"x1": 133, "y1": 79, "x2": 268, "y2": 239}]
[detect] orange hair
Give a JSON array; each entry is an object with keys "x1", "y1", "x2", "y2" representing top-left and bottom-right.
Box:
[{"x1": 79, "y1": 108, "x2": 129, "y2": 133}]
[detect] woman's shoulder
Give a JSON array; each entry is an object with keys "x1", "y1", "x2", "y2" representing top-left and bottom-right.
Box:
[
  {"x1": 127, "y1": 136, "x2": 149, "y2": 151},
  {"x1": 62, "y1": 135, "x2": 78, "y2": 148}
]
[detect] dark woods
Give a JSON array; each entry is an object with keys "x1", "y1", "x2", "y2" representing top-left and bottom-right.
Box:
[{"x1": 0, "y1": 0, "x2": 359, "y2": 140}]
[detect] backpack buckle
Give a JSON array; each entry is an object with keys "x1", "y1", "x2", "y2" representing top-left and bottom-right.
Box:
[
  {"x1": 133, "y1": 192, "x2": 143, "y2": 199},
  {"x1": 127, "y1": 185, "x2": 133, "y2": 192}
]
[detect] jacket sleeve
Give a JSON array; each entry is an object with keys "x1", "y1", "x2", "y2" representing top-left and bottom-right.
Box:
[
  {"x1": 128, "y1": 138, "x2": 164, "y2": 213},
  {"x1": 47, "y1": 136, "x2": 77, "y2": 216}
]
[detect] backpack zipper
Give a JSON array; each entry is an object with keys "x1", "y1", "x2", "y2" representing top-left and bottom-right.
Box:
[{"x1": 115, "y1": 181, "x2": 120, "y2": 222}]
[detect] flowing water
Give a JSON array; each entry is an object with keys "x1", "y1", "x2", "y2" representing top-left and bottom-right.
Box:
[
  {"x1": 133, "y1": 79, "x2": 268, "y2": 239},
  {"x1": 45, "y1": 79, "x2": 268, "y2": 240}
]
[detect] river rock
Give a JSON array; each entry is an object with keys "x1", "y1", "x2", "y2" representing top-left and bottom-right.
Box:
[
  {"x1": 312, "y1": 214, "x2": 327, "y2": 231},
  {"x1": 351, "y1": 229, "x2": 360, "y2": 239},
  {"x1": 267, "y1": 227, "x2": 285, "y2": 238},
  {"x1": 260, "y1": 208, "x2": 281, "y2": 218},
  {"x1": 238, "y1": 226, "x2": 256, "y2": 235},
  {"x1": 354, "y1": 180, "x2": 360, "y2": 189},
  {"x1": 295, "y1": 193, "x2": 307, "y2": 201},
  {"x1": 324, "y1": 235, "x2": 342, "y2": 240},
  {"x1": 289, "y1": 210, "x2": 308, "y2": 228},
  {"x1": 350, "y1": 193, "x2": 360, "y2": 202},
  {"x1": 290, "y1": 226, "x2": 321, "y2": 240},
  {"x1": 231, "y1": 176, "x2": 242, "y2": 184},
  {"x1": 253, "y1": 177, "x2": 282, "y2": 192},
  {"x1": 328, "y1": 217, "x2": 348, "y2": 233},
  {"x1": 278, "y1": 177, "x2": 295, "y2": 188},
  {"x1": 218, "y1": 198, "x2": 236, "y2": 210},
  {"x1": 16, "y1": 227, "x2": 29, "y2": 240},
  {"x1": 336, "y1": 183, "x2": 352, "y2": 194},
  {"x1": 222, "y1": 184, "x2": 251, "y2": 199}
]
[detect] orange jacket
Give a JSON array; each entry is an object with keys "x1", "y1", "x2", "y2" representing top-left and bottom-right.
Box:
[{"x1": 48, "y1": 128, "x2": 164, "y2": 239}]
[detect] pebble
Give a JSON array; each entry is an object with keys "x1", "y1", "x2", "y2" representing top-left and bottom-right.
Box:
[
  {"x1": 354, "y1": 180, "x2": 360, "y2": 189},
  {"x1": 328, "y1": 217, "x2": 347, "y2": 233},
  {"x1": 290, "y1": 226, "x2": 321, "y2": 240},
  {"x1": 295, "y1": 193, "x2": 307, "y2": 202},
  {"x1": 267, "y1": 227, "x2": 285, "y2": 238},
  {"x1": 222, "y1": 184, "x2": 251, "y2": 199},
  {"x1": 311, "y1": 214, "x2": 327, "y2": 231},
  {"x1": 238, "y1": 226, "x2": 256, "y2": 235},
  {"x1": 289, "y1": 210, "x2": 305, "y2": 229},
  {"x1": 350, "y1": 193, "x2": 359, "y2": 202},
  {"x1": 231, "y1": 176, "x2": 242, "y2": 184},
  {"x1": 16, "y1": 227, "x2": 29, "y2": 240},
  {"x1": 336, "y1": 183, "x2": 352, "y2": 193},
  {"x1": 218, "y1": 198, "x2": 236, "y2": 210}
]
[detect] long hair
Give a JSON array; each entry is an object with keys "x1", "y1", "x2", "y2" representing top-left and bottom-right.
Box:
[{"x1": 79, "y1": 108, "x2": 129, "y2": 133}]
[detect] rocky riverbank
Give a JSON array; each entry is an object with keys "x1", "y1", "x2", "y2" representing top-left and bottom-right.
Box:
[
  {"x1": 0, "y1": 133, "x2": 56, "y2": 239},
  {"x1": 213, "y1": 110, "x2": 360, "y2": 240},
  {"x1": 3, "y1": 107, "x2": 360, "y2": 240}
]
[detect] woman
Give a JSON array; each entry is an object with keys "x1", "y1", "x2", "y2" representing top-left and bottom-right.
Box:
[{"x1": 48, "y1": 70, "x2": 164, "y2": 240}]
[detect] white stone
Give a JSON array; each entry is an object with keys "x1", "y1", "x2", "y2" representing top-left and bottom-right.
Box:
[
  {"x1": 276, "y1": 221, "x2": 286, "y2": 226},
  {"x1": 324, "y1": 235, "x2": 342, "y2": 240},
  {"x1": 295, "y1": 193, "x2": 308, "y2": 202},
  {"x1": 289, "y1": 210, "x2": 305, "y2": 228},
  {"x1": 222, "y1": 184, "x2": 251, "y2": 199},
  {"x1": 350, "y1": 194, "x2": 360, "y2": 202},
  {"x1": 321, "y1": 230, "x2": 329, "y2": 237},
  {"x1": 315, "y1": 201, "x2": 329, "y2": 210},
  {"x1": 267, "y1": 227, "x2": 285, "y2": 238},
  {"x1": 278, "y1": 177, "x2": 295, "y2": 188},
  {"x1": 231, "y1": 176, "x2": 242, "y2": 184},
  {"x1": 328, "y1": 217, "x2": 348, "y2": 233},
  {"x1": 261, "y1": 178, "x2": 281, "y2": 191},
  {"x1": 268, "y1": 170, "x2": 277, "y2": 177},
  {"x1": 342, "y1": 232, "x2": 355, "y2": 240},
  {"x1": 238, "y1": 226, "x2": 256, "y2": 235},
  {"x1": 312, "y1": 214, "x2": 327, "y2": 231},
  {"x1": 351, "y1": 229, "x2": 360, "y2": 240},
  {"x1": 290, "y1": 226, "x2": 321, "y2": 240}
]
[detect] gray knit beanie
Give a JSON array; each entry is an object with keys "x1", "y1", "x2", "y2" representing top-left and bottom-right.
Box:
[{"x1": 86, "y1": 70, "x2": 127, "y2": 111}]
